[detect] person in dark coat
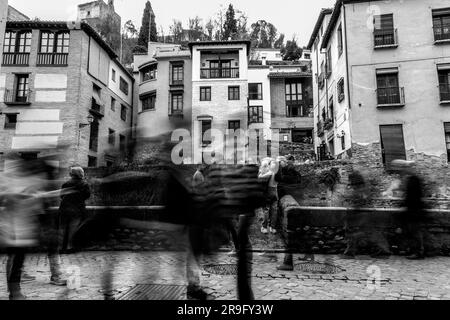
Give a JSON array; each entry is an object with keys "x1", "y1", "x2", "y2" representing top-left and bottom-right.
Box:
[
  {"x1": 59, "y1": 166, "x2": 91, "y2": 252},
  {"x1": 394, "y1": 160, "x2": 426, "y2": 259}
]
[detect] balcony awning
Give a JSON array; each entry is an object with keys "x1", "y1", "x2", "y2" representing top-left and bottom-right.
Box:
[
  {"x1": 437, "y1": 63, "x2": 450, "y2": 71},
  {"x1": 268, "y1": 72, "x2": 311, "y2": 79},
  {"x1": 197, "y1": 115, "x2": 213, "y2": 121},
  {"x1": 376, "y1": 67, "x2": 398, "y2": 74}
]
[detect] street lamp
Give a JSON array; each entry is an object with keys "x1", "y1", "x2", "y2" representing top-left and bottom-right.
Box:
[{"x1": 79, "y1": 114, "x2": 94, "y2": 128}]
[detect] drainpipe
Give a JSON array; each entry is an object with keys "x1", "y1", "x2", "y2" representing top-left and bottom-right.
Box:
[{"x1": 342, "y1": 3, "x2": 353, "y2": 153}]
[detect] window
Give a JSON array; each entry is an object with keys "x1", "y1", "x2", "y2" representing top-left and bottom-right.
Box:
[
  {"x1": 228, "y1": 120, "x2": 240, "y2": 131},
  {"x1": 328, "y1": 97, "x2": 334, "y2": 122},
  {"x1": 55, "y1": 32, "x2": 70, "y2": 53},
  {"x1": 201, "y1": 60, "x2": 238, "y2": 79},
  {"x1": 119, "y1": 134, "x2": 126, "y2": 152},
  {"x1": 373, "y1": 14, "x2": 396, "y2": 47},
  {"x1": 121, "y1": 105, "x2": 127, "y2": 121},
  {"x1": 341, "y1": 135, "x2": 346, "y2": 151},
  {"x1": 4, "y1": 114, "x2": 17, "y2": 129},
  {"x1": 112, "y1": 69, "x2": 116, "y2": 82},
  {"x1": 111, "y1": 97, "x2": 116, "y2": 111},
  {"x1": 433, "y1": 8, "x2": 450, "y2": 41},
  {"x1": 3, "y1": 31, "x2": 31, "y2": 53},
  {"x1": 285, "y1": 80, "x2": 302, "y2": 102},
  {"x1": 338, "y1": 78, "x2": 345, "y2": 102},
  {"x1": 376, "y1": 70, "x2": 403, "y2": 105},
  {"x1": 38, "y1": 31, "x2": 70, "y2": 65},
  {"x1": 248, "y1": 83, "x2": 263, "y2": 100},
  {"x1": 3, "y1": 31, "x2": 31, "y2": 65},
  {"x1": 200, "y1": 87, "x2": 211, "y2": 101},
  {"x1": 445, "y1": 123, "x2": 450, "y2": 162},
  {"x1": 201, "y1": 120, "x2": 212, "y2": 146},
  {"x1": 108, "y1": 128, "x2": 115, "y2": 145},
  {"x1": 438, "y1": 66, "x2": 450, "y2": 101},
  {"x1": 39, "y1": 32, "x2": 54, "y2": 53},
  {"x1": 304, "y1": 53, "x2": 311, "y2": 59},
  {"x1": 119, "y1": 77, "x2": 129, "y2": 95},
  {"x1": 228, "y1": 86, "x2": 240, "y2": 100},
  {"x1": 326, "y1": 49, "x2": 332, "y2": 76},
  {"x1": 171, "y1": 92, "x2": 183, "y2": 114},
  {"x1": 248, "y1": 106, "x2": 263, "y2": 124},
  {"x1": 171, "y1": 63, "x2": 184, "y2": 84},
  {"x1": 88, "y1": 156, "x2": 97, "y2": 168},
  {"x1": 337, "y1": 24, "x2": 343, "y2": 56},
  {"x1": 14, "y1": 74, "x2": 30, "y2": 103},
  {"x1": 20, "y1": 152, "x2": 38, "y2": 160},
  {"x1": 141, "y1": 93, "x2": 156, "y2": 111},
  {"x1": 89, "y1": 119, "x2": 99, "y2": 152},
  {"x1": 380, "y1": 124, "x2": 406, "y2": 170},
  {"x1": 142, "y1": 64, "x2": 157, "y2": 82}
]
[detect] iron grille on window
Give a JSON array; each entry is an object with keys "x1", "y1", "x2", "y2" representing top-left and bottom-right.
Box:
[
  {"x1": 373, "y1": 14, "x2": 398, "y2": 47},
  {"x1": 433, "y1": 9, "x2": 450, "y2": 41},
  {"x1": 439, "y1": 69, "x2": 450, "y2": 101}
]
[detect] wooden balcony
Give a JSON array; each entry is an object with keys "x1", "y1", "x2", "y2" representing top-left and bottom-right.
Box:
[
  {"x1": 2, "y1": 53, "x2": 30, "y2": 66},
  {"x1": 37, "y1": 53, "x2": 69, "y2": 66}
]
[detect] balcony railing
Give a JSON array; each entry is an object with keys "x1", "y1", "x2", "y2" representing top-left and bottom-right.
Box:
[
  {"x1": 317, "y1": 121, "x2": 324, "y2": 137},
  {"x1": 90, "y1": 97, "x2": 105, "y2": 117},
  {"x1": 324, "y1": 118, "x2": 334, "y2": 131},
  {"x1": 37, "y1": 53, "x2": 69, "y2": 66},
  {"x1": 200, "y1": 68, "x2": 239, "y2": 79},
  {"x1": 4, "y1": 89, "x2": 31, "y2": 105},
  {"x1": 374, "y1": 29, "x2": 398, "y2": 48},
  {"x1": 440, "y1": 83, "x2": 450, "y2": 102},
  {"x1": 2, "y1": 53, "x2": 30, "y2": 66},
  {"x1": 376, "y1": 87, "x2": 405, "y2": 106},
  {"x1": 318, "y1": 73, "x2": 325, "y2": 89},
  {"x1": 434, "y1": 24, "x2": 450, "y2": 42}
]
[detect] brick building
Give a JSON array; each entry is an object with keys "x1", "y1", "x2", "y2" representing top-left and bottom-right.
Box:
[
  {"x1": 0, "y1": 20, "x2": 133, "y2": 169},
  {"x1": 309, "y1": 0, "x2": 450, "y2": 169}
]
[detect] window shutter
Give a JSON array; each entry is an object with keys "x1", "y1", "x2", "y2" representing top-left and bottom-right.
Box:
[
  {"x1": 444, "y1": 122, "x2": 450, "y2": 132},
  {"x1": 433, "y1": 8, "x2": 450, "y2": 16},
  {"x1": 380, "y1": 125, "x2": 406, "y2": 169}
]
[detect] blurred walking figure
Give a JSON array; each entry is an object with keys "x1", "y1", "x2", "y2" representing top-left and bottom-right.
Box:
[
  {"x1": 394, "y1": 160, "x2": 426, "y2": 260},
  {"x1": 0, "y1": 156, "x2": 42, "y2": 299},
  {"x1": 59, "y1": 166, "x2": 91, "y2": 253},
  {"x1": 259, "y1": 158, "x2": 280, "y2": 234},
  {"x1": 342, "y1": 169, "x2": 391, "y2": 258}
]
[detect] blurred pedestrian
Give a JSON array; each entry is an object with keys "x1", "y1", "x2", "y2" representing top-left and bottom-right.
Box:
[
  {"x1": 59, "y1": 166, "x2": 91, "y2": 253},
  {"x1": 394, "y1": 160, "x2": 426, "y2": 260},
  {"x1": 259, "y1": 159, "x2": 280, "y2": 234}
]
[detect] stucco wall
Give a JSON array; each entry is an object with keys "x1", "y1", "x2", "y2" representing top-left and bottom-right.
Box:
[{"x1": 345, "y1": 0, "x2": 450, "y2": 159}]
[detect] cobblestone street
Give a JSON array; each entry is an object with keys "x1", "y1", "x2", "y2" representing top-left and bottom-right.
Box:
[{"x1": 1, "y1": 251, "x2": 450, "y2": 300}]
